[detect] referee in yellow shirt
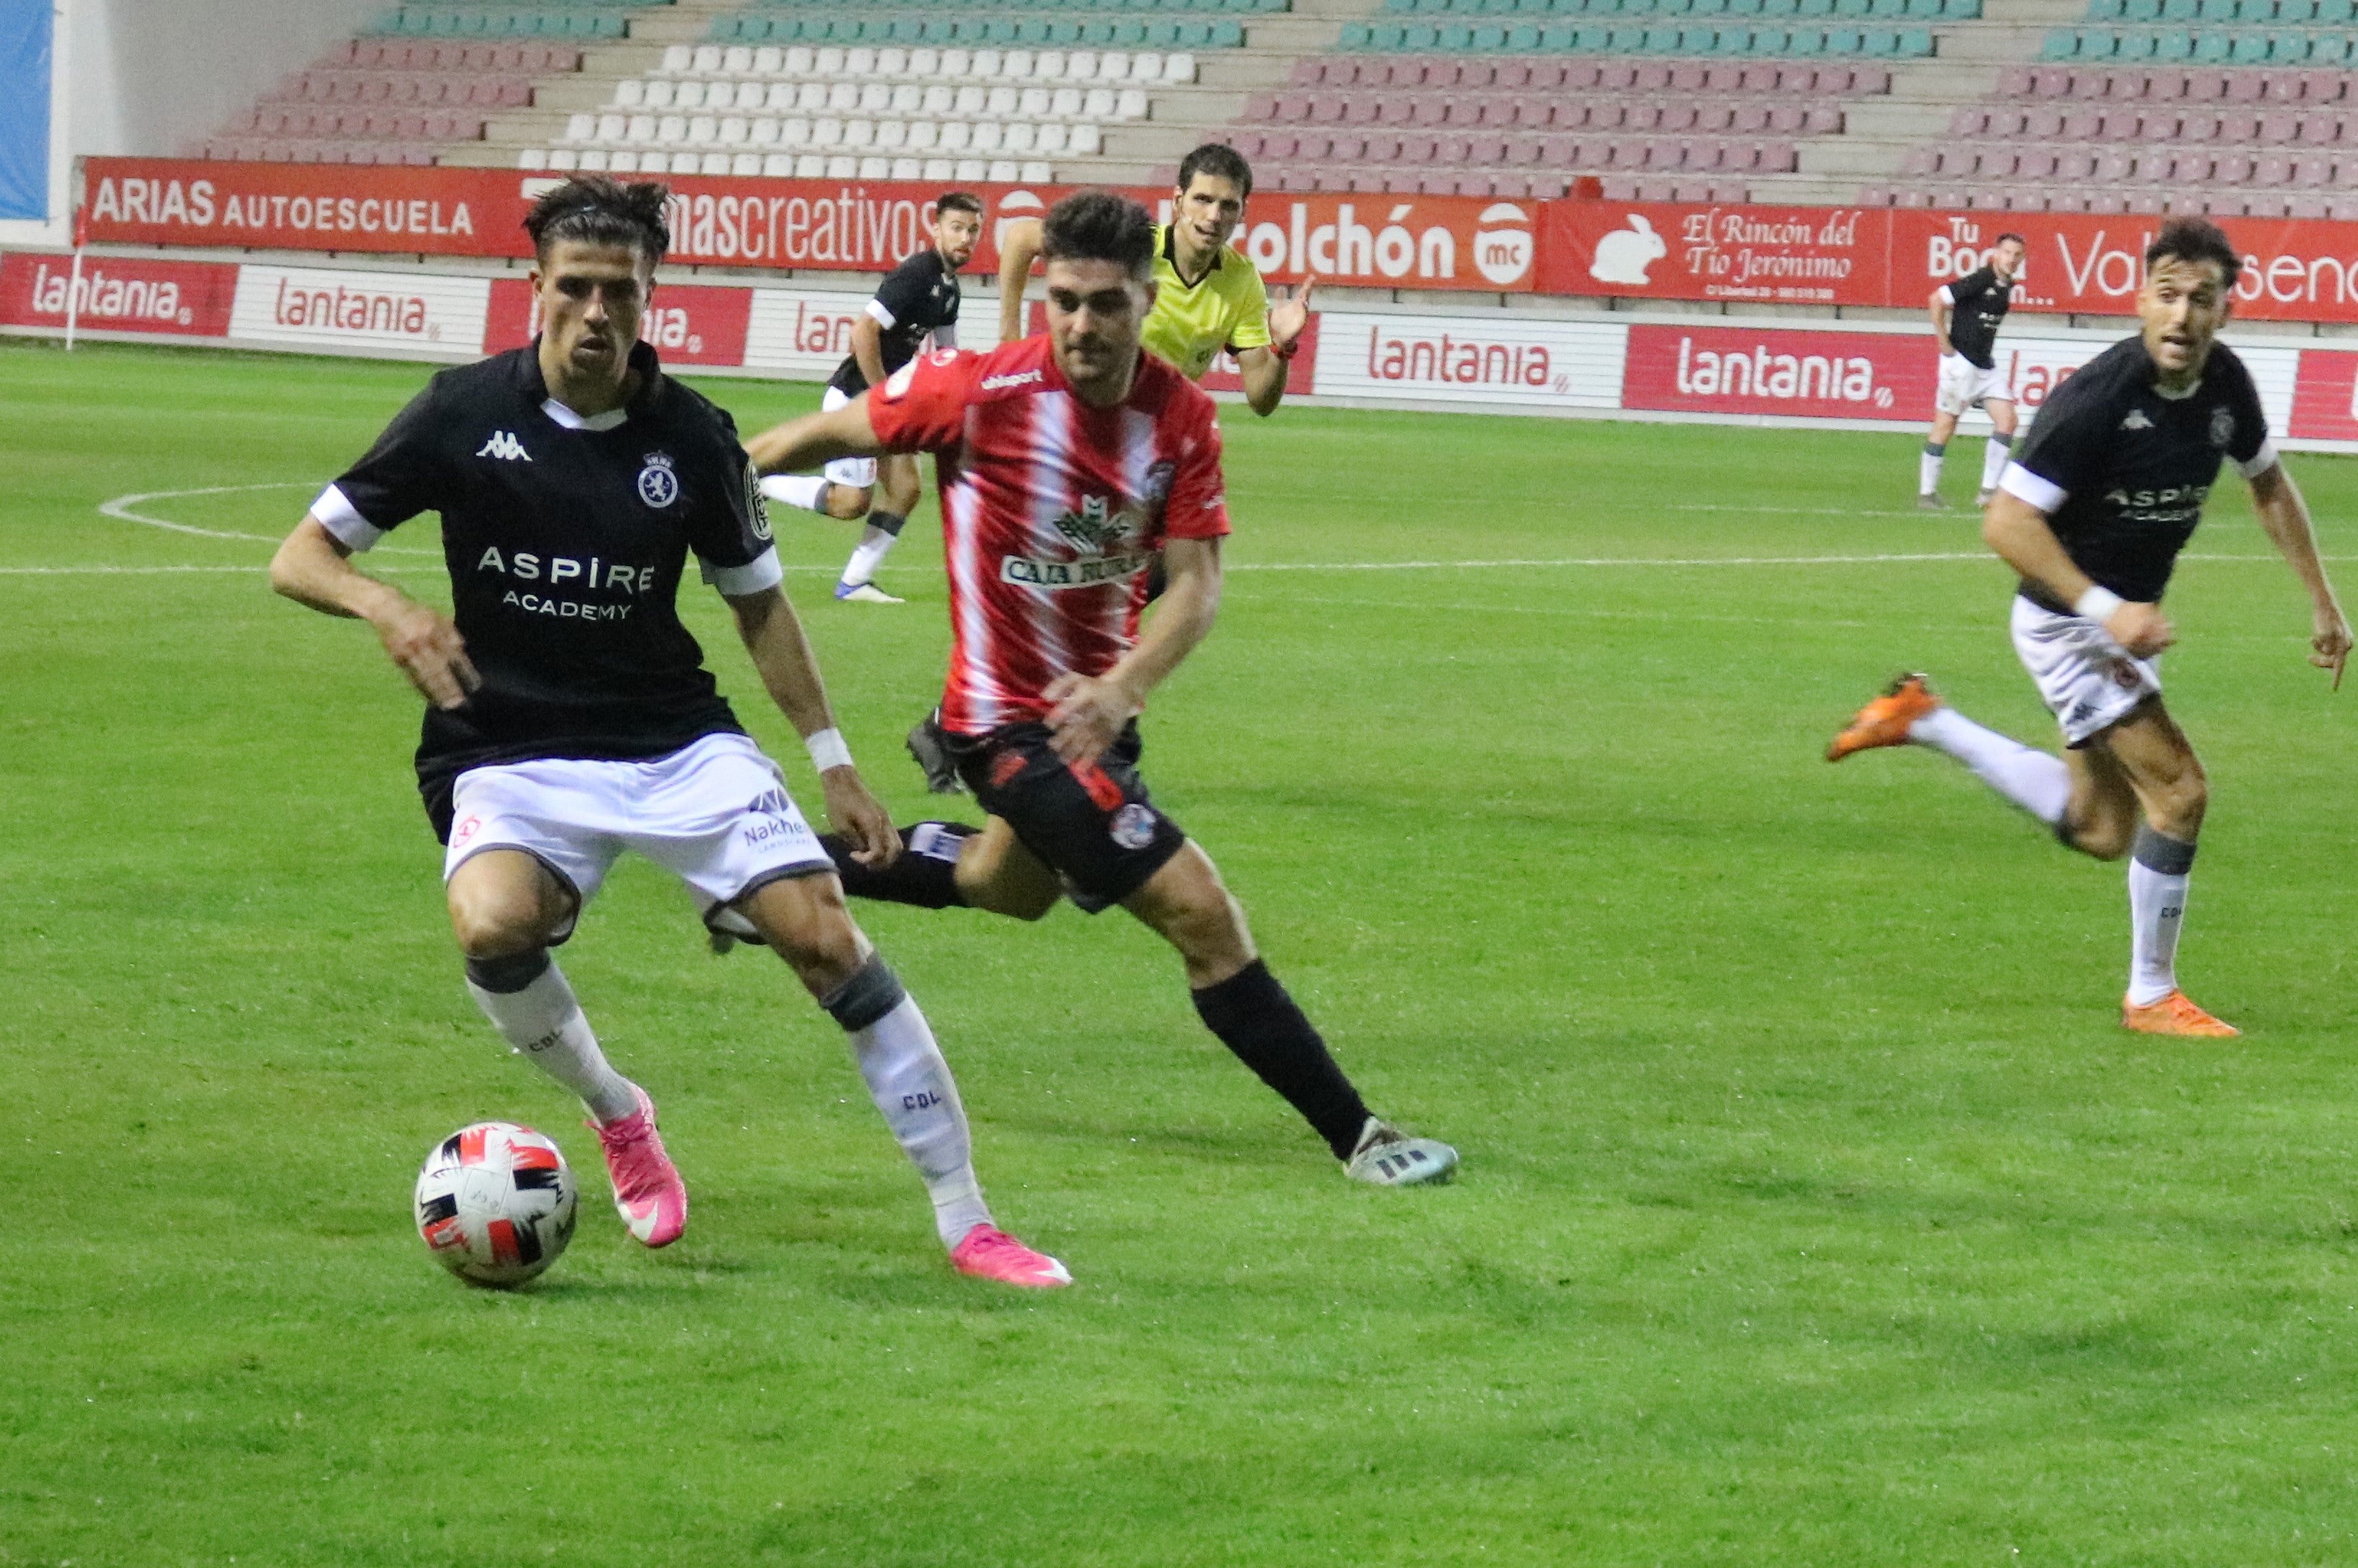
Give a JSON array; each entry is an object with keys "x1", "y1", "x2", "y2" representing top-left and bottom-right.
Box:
[{"x1": 995, "y1": 143, "x2": 1314, "y2": 415}]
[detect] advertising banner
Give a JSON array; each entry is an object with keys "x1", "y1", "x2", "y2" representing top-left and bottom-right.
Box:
[
  {"x1": 85, "y1": 159, "x2": 521, "y2": 257},
  {"x1": 1310, "y1": 310, "x2": 1626, "y2": 408},
  {"x1": 1540, "y1": 202, "x2": 1887, "y2": 308},
  {"x1": 2285, "y1": 348, "x2": 2358, "y2": 442},
  {"x1": 229, "y1": 264, "x2": 490, "y2": 355},
  {"x1": 0, "y1": 251, "x2": 235, "y2": 336},
  {"x1": 1620, "y1": 322, "x2": 1929, "y2": 422}
]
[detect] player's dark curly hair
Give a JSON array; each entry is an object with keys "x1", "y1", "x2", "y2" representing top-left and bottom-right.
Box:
[
  {"x1": 1039, "y1": 189, "x2": 1157, "y2": 279},
  {"x1": 936, "y1": 190, "x2": 985, "y2": 220},
  {"x1": 1176, "y1": 141, "x2": 1254, "y2": 200},
  {"x1": 2147, "y1": 216, "x2": 2241, "y2": 290},
  {"x1": 524, "y1": 175, "x2": 671, "y2": 264}
]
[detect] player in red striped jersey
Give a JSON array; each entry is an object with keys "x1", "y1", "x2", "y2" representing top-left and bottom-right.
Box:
[{"x1": 746, "y1": 192, "x2": 1455, "y2": 1187}]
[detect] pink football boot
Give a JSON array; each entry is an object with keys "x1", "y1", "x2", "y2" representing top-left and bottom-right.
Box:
[
  {"x1": 589, "y1": 1086, "x2": 687, "y2": 1248},
  {"x1": 949, "y1": 1224, "x2": 1072, "y2": 1288}
]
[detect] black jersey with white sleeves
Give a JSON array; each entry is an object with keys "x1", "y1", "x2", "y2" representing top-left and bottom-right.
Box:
[
  {"x1": 1940, "y1": 266, "x2": 2014, "y2": 370},
  {"x1": 1999, "y1": 335, "x2": 2274, "y2": 609},
  {"x1": 314, "y1": 339, "x2": 781, "y2": 838},
  {"x1": 825, "y1": 248, "x2": 961, "y2": 398}
]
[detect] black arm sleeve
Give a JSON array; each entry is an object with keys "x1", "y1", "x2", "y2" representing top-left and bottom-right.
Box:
[
  {"x1": 684, "y1": 407, "x2": 774, "y2": 572},
  {"x1": 2009, "y1": 366, "x2": 2110, "y2": 503},
  {"x1": 2223, "y1": 351, "x2": 2272, "y2": 470},
  {"x1": 331, "y1": 377, "x2": 449, "y2": 531},
  {"x1": 871, "y1": 255, "x2": 945, "y2": 331}
]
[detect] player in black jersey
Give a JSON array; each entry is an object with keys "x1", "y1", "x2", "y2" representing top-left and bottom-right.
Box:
[
  {"x1": 761, "y1": 192, "x2": 984, "y2": 605},
  {"x1": 1919, "y1": 232, "x2": 2025, "y2": 511},
  {"x1": 267, "y1": 176, "x2": 1069, "y2": 1287},
  {"x1": 1833, "y1": 218, "x2": 2351, "y2": 1037}
]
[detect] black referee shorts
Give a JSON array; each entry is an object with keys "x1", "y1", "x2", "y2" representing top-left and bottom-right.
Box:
[{"x1": 948, "y1": 720, "x2": 1188, "y2": 913}]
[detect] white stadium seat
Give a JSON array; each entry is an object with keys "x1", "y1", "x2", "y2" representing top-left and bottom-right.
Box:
[
  {"x1": 1018, "y1": 87, "x2": 1051, "y2": 118},
  {"x1": 1116, "y1": 88, "x2": 1147, "y2": 120},
  {"x1": 877, "y1": 120, "x2": 907, "y2": 149},
  {"x1": 1165, "y1": 52, "x2": 1195, "y2": 83},
  {"x1": 690, "y1": 45, "x2": 722, "y2": 75},
  {"x1": 719, "y1": 116, "x2": 749, "y2": 147},
  {"x1": 686, "y1": 115, "x2": 718, "y2": 148},
  {"x1": 907, "y1": 120, "x2": 939, "y2": 150},
  {"x1": 611, "y1": 151, "x2": 640, "y2": 171},
  {"x1": 891, "y1": 84, "x2": 923, "y2": 114},
  {"x1": 1070, "y1": 123, "x2": 1100, "y2": 155},
  {"x1": 815, "y1": 46, "x2": 846, "y2": 75},
  {"x1": 626, "y1": 113, "x2": 657, "y2": 143},
  {"x1": 956, "y1": 84, "x2": 986, "y2": 116},
  {"x1": 954, "y1": 157, "x2": 987, "y2": 180},
  {"x1": 723, "y1": 45, "x2": 753, "y2": 75},
  {"x1": 755, "y1": 45, "x2": 784, "y2": 74},
  {"x1": 1039, "y1": 50, "x2": 1067, "y2": 79},
  {"x1": 764, "y1": 153, "x2": 794, "y2": 176},
  {"x1": 859, "y1": 156, "x2": 889, "y2": 178},
  {"x1": 892, "y1": 156, "x2": 922, "y2": 179},
  {"x1": 612, "y1": 79, "x2": 645, "y2": 109},
  {"x1": 644, "y1": 80, "x2": 675, "y2": 109},
  {"x1": 846, "y1": 48, "x2": 877, "y2": 76},
  {"x1": 560, "y1": 112, "x2": 595, "y2": 144},
  {"x1": 676, "y1": 81, "x2": 707, "y2": 111},
  {"x1": 941, "y1": 48, "x2": 972, "y2": 77},
  {"x1": 1052, "y1": 87, "x2": 1082, "y2": 119},
  {"x1": 732, "y1": 153, "x2": 761, "y2": 176},
  {"x1": 971, "y1": 121, "x2": 1002, "y2": 152},
  {"x1": 1005, "y1": 123, "x2": 1035, "y2": 153},
  {"x1": 828, "y1": 81, "x2": 859, "y2": 112},
  {"x1": 781, "y1": 117, "x2": 812, "y2": 148},
  {"x1": 987, "y1": 86, "x2": 1018, "y2": 117},
  {"x1": 1131, "y1": 52, "x2": 1162, "y2": 80},
  {"x1": 924, "y1": 157, "x2": 954, "y2": 180},
  {"x1": 939, "y1": 121, "x2": 971, "y2": 151},
  {"x1": 923, "y1": 84, "x2": 954, "y2": 115},
  {"x1": 1005, "y1": 49, "x2": 1036, "y2": 79},
  {"x1": 1036, "y1": 123, "x2": 1067, "y2": 153},
  {"x1": 812, "y1": 116, "x2": 843, "y2": 148},
  {"x1": 699, "y1": 152, "x2": 728, "y2": 174},
  {"x1": 659, "y1": 44, "x2": 691, "y2": 74},
  {"x1": 548, "y1": 148, "x2": 578, "y2": 170},
  {"x1": 519, "y1": 148, "x2": 546, "y2": 169},
  {"x1": 990, "y1": 159, "x2": 1021, "y2": 182},
  {"x1": 796, "y1": 153, "x2": 825, "y2": 176},
  {"x1": 655, "y1": 115, "x2": 687, "y2": 146},
  {"x1": 797, "y1": 82, "x2": 828, "y2": 112},
  {"x1": 596, "y1": 113, "x2": 627, "y2": 144},
  {"x1": 1100, "y1": 50, "x2": 1130, "y2": 80},
  {"x1": 879, "y1": 48, "x2": 909, "y2": 76},
  {"x1": 763, "y1": 83, "x2": 796, "y2": 112},
  {"x1": 1084, "y1": 87, "x2": 1115, "y2": 120},
  {"x1": 843, "y1": 117, "x2": 874, "y2": 149},
  {"x1": 787, "y1": 46, "x2": 816, "y2": 74},
  {"x1": 911, "y1": 48, "x2": 941, "y2": 76},
  {"x1": 1020, "y1": 161, "x2": 1051, "y2": 182},
  {"x1": 750, "y1": 117, "x2": 781, "y2": 148},
  {"x1": 826, "y1": 154, "x2": 856, "y2": 177},
  {"x1": 860, "y1": 81, "x2": 890, "y2": 113},
  {"x1": 972, "y1": 49, "x2": 1003, "y2": 78}
]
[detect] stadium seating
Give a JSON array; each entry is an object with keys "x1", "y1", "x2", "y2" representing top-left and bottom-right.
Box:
[
  {"x1": 1338, "y1": 18, "x2": 1936, "y2": 54},
  {"x1": 370, "y1": 6, "x2": 649, "y2": 39},
  {"x1": 1219, "y1": 54, "x2": 1875, "y2": 199},
  {"x1": 1875, "y1": 60, "x2": 2358, "y2": 212},
  {"x1": 191, "y1": 37, "x2": 582, "y2": 163},
  {"x1": 709, "y1": 13, "x2": 1249, "y2": 47},
  {"x1": 517, "y1": 40, "x2": 1178, "y2": 179}
]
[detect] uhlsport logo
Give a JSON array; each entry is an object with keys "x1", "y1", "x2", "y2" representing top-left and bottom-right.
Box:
[
  {"x1": 477, "y1": 431, "x2": 532, "y2": 462},
  {"x1": 638, "y1": 452, "x2": 679, "y2": 509}
]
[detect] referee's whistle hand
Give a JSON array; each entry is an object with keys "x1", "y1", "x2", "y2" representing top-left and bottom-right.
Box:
[{"x1": 372, "y1": 600, "x2": 480, "y2": 711}]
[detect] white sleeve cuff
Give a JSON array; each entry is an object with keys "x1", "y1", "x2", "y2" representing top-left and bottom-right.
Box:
[
  {"x1": 699, "y1": 546, "x2": 784, "y2": 596},
  {"x1": 2236, "y1": 438, "x2": 2279, "y2": 480},
  {"x1": 865, "y1": 297, "x2": 897, "y2": 330},
  {"x1": 311, "y1": 484, "x2": 384, "y2": 552},
  {"x1": 1998, "y1": 462, "x2": 2067, "y2": 514},
  {"x1": 1937, "y1": 285, "x2": 1956, "y2": 305}
]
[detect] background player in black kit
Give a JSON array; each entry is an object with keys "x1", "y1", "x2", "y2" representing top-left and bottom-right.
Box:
[
  {"x1": 1919, "y1": 232, "x2": 2025, "y2": 511},
  {"x1": 1833, "y1": 218, "x2": 2351, "y2": 1037},
  {"x1": 266, "y1": 176, "x2": 1069, "y2": 1288},
  {"x1": 761, "y1": 192, "x2": 983, "y2": 604}
]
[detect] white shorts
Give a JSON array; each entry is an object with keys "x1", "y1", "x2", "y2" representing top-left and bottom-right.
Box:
[
  {"x1": 444, "y1": 733, "x2": 832, "y2": 939},
  {"x1": 819, "y1": 385, "x2": 877, "y2": 489},
  {"x1": 2011, "y1": 594, "x2": 2162, "y2": 748},
  {"x1": 1937, "y1": 353, "x2": 2015, "y2": 418}
]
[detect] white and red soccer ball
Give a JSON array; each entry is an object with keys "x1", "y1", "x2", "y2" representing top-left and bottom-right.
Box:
[{"x1": 414, "y1": 1121, "x2": 578, "y2": 1288}]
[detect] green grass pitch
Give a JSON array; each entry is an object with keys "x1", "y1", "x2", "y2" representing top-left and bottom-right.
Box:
[{"x1": 4, "y1": 337, "x2": 2356, "y2": 1566}]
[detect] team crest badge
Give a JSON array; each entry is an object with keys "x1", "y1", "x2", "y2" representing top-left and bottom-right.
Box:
[
  {"x1": 638, "y1": 452, "x2": 679, "y2": 509},
  {"x1": 1109, "y1": 803, "x2": 1157, "y2": 851},
  {"x1": 1142, "y1": 460, "x2": 1177, "y2": 506},
  {"x1": 2209, "y1": 408, "x2": 2234, "y2": 449}
]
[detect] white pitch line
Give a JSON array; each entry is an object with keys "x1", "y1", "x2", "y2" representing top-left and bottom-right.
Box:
[{"x1": 97, "y1": 483, "x2": 443, "y2": 555}]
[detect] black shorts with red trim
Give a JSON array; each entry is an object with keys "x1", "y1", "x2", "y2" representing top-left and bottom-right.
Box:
[{"x1": 947, "y1": 720, "x2": 1188, "y2": 913}]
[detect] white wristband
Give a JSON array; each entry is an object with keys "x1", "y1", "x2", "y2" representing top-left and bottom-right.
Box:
[
  {"x1": 804, "y1": 727, "x2": 853, "y2": 773},
  {"x1": 2074, "y1": 586, "x2": 2125, "y2": 624}
]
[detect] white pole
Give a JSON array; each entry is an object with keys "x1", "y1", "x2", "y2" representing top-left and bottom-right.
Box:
[{"x1": 63, "y1": 243, "x2": 82, "y2": 350}]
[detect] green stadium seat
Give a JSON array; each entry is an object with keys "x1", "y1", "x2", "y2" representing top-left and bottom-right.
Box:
[
  {"x1": 2321, "y1": 0, "x2": 2354, "y2": 21},
  {"x1": 2229, "y1": 30, "x2": 2269, "y2": 54},
  {"x1": 2154, "y1": 28, "x2": 2195, "y2": 53},
  {"x1": 1798, "y1": 0, "x2": 1832, "y2": 16},
  {"x1": 1469, "y1": 19, "x2": 1509, "y2": 40}
]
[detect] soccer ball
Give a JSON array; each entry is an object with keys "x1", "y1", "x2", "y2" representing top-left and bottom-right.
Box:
[{"x1": 413, "y1": 1121, "x2": 578, "y2": 1288}]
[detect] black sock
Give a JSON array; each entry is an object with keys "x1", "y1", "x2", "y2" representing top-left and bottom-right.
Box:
[
  {"x1": 1191, "y1": 959, "x2": 1371, "y2": 1160},
  {"x1": 866, "y1": 509, "x2": 908, "y2": 537},
  {"x1": 819, "y1": 823, "x2": 972, "y2": 908}
]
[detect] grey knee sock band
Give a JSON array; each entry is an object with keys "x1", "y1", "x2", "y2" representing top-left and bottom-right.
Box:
[
  {"x1": 1923, "y1": 440, "x2": 1947, "y2": 456},
  {"x1": 2132, "y1": 825, "x2": 2197, "y2": 875},
  {"x1": 820, "y1": 954, "x2": 908, "y2": 1033},
  {"x1": 466, "y1": 950, "x2": 552, "y2": 994},
  {"x1": 867, "y1": 509, "x2": 908, "y2": 538},
  {"x1": 1989, "y1": 430, "x2": 2013, "y2": 449}
]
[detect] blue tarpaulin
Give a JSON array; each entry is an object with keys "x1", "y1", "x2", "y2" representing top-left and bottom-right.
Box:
[{"x1": 0, "y1": 0, "x2": 50, "y2": 220}]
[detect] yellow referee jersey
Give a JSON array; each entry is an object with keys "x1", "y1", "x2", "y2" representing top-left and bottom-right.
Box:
[{"x1": 1141, "y1": 223, "x2": 1272, "y2": 382}]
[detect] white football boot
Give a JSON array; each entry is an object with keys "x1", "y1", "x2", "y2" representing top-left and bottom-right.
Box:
[{"x1": 1343, "y1": 1118, "x2": 1458, "y2": 1186}]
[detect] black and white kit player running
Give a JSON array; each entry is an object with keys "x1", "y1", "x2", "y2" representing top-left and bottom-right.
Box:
[
  {"x1": 268, "y1": 176, "x2": 1069, "y2": 1288},
  {"x1": 1919, "y1": 231, "x2": 2025, "y2": 511},
  {"x1": 761, "y1": 192, "x2": 984, "y2": 604},
  {"x1": 1835, "y1": 218, "x2": 2352, "y2": 1037}
]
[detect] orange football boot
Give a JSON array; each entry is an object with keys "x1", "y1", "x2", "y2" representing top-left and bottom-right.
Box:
[
  {"x1": 2121, "y1": 990, "x2": 2240, "y2": 1039},
  {"x1": 1826, "y1": 673, "x2": 1941, "y2": 762}
]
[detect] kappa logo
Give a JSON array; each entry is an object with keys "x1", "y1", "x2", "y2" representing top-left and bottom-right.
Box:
[
  {"x1": 638, "y1": 452, "x2": 678, "y2": 509},
  {"x1": 476, "y1": 431, "x2": 532, "y2": 462},
  {"x1": 2120, "y1": 408, "x2": 2154, "y2": 431}
]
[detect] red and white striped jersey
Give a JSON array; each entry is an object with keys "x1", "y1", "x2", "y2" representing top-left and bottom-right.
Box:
[{"x1": 868, "y1": 336, "x2": 1232, "y2": 734}]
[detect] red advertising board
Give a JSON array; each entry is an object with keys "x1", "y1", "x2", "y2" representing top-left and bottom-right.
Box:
[
  {"x1": 0, "y1": 251, "x2": 238, "y2": 336},
  {"x1": 484, "y1": 275, "x2": 753, "y2": 364},
  {"x1": 2287, "y1": 348, "x2": 2358, "y2": 441},
  {"x1": 81, "y1": 159, "x2": 1533, "y2": 292},
  {"x1": 1540, "y1": 202, "x2": 1888, "y2": 308},
  {"x1": 1621, "y1": 322, "x2": 1930, "y2": 422}
]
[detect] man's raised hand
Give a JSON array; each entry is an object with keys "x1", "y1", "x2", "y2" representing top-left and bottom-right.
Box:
[
  {"x1": 372, "y1": 599, "x2": 480, "y2": 711},
  {"x1": 1269, "y1": 277, "x2": 1316, "y2": 349}
]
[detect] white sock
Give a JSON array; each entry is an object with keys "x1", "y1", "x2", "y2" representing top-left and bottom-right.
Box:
[
  {"x1": 1979, "y1": 431, "x2": 2012, "y2": 492},
  {"x1": 848, "y1": 995, "x2": 993, "y2": 1248},
  {"x1": 761, "y1": 473, "x2": 830, "y2": 514},
  {"x1": 1919, "y1": 444, "x2": 1945, "y2": 496},
  {"x1": 840, "y1": 524, "x2": 899, "y2": 588},
  {"x1": 466, "y1": 959, "x2": 640, "y2": 1123},
  {"x1": 1909, "y1": 705, "x2": 2071, "y2": 825},
  {"x1": 2128, "y1": 828, "x2": 2196, "y2": 1006}
]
